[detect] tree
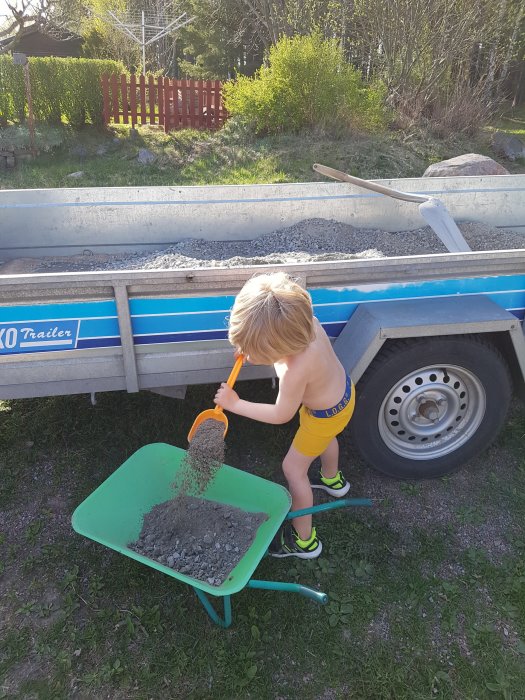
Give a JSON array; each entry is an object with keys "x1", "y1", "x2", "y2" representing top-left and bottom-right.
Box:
[
  {"x1": 0, "y1": 0, "x2": 85, "y2": 54},
  {"x1": 351, "y1": 0, "x2": 525, "y2": 124},
  {"x1": 81, "y1": 0, "x2": 141, "y2": 69}
]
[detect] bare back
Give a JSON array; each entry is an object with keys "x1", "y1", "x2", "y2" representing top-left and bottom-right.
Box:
[{"x1": 274, "y1": 318, "x2": 347, "y2": 411}]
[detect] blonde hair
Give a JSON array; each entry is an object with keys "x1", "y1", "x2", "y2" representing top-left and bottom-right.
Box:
[{"x1": 228, "y1": 272, "x2": 314, "y2": 363}]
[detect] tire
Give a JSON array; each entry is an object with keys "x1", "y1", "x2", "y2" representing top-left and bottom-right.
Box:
[{"x1": 349, "y1": 335, "x2": 512, "y2": 479}]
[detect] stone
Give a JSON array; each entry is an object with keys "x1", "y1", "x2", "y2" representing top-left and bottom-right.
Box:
[
  {"x1": 422, "y1": 153, "x2": 509, "y2": 177},
  {"x1": 67, "y1": 171, "x2": 85, "y2": 178},
  {"x1": 137, "y1": 148, "x2": 156, "y2": 165},
  {"x1": 491, "y1": 131, "x2": 525, "y2": 161}
]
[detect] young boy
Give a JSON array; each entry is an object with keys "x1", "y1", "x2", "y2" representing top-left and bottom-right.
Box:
[{"x1": 214, "y1": 272, "x2": 355, "y2": 559}]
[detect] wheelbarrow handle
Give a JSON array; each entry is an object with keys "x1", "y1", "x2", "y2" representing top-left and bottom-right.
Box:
[
  {"x1": 247, "y1": 579, "x2": 328, "y2": 605},
  {"x1": 286, "y1": 498, "x2": 372, "y2": 520}
]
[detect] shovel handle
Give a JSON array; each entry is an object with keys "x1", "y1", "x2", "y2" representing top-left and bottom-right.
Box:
[
  {"x1": 313, "y1": 163, "x2": 429, "y2": 204},
  {"x1": 226, "y1": 354, "x2": 244, "y2": 388},
  {"x1": 213, "y1": 355, "x2": 244, "y2": 415}
]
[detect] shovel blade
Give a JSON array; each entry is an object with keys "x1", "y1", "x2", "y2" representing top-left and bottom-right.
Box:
[{"x1": 187, "y1": 409, "x2": 228, "y2": 443}]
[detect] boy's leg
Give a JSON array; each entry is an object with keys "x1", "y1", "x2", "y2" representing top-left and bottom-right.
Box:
[
  {"x1": 320, "y1": 437, "x2": 339, "y2": 479},
  {"x1": 282, "y1": 444, "x2": 316, "y2": 540},
  {"x1": 311, "y1": 436, "x2": 350, "y2": 497}
]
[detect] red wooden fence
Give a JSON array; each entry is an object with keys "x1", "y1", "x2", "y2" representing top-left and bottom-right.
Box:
[{"x1": 101, "y1": 74, "x2": 227, "y2": 131}]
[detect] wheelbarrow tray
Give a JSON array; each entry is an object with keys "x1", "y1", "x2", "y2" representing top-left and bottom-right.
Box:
[{"x1": 72, "y1": 442, "x2": 291, "y2": 597}]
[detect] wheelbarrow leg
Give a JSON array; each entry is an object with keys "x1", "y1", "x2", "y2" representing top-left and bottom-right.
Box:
[{"x1": 192, "y1": 587, "x2": 232, "y2": 628}]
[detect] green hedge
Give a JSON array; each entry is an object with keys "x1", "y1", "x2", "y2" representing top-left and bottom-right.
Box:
[
  {"x1": 0, "y1": 56, "x2": 125, "y2": 128},
  {"x1": 223, "y1": 33, "x2": 388, "y2": 134}
]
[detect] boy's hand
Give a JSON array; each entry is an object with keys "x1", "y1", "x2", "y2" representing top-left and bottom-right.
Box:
[{"x1": 214, "y1": 383, "x2": 240, "y2": 412}]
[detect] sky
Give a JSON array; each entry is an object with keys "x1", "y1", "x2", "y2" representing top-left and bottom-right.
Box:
[{"x1": 0, "y1": 1, "x2": 10, "y2": 21}]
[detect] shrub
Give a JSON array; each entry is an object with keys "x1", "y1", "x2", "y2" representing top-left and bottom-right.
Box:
[
  {"x1": 0, "y1": 55, "x2": 125, "y2": 127},
  {"x1": 0, "y1": 124, "x2": 66, "y2": 152},
  {"x1": 0, "y1": 57, "x2": 25, "y2": 125},
  {"x1": 222, "y1": 33, "x2": 388, "y2": 134}
]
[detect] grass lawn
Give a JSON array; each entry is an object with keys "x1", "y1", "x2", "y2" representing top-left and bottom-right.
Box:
[
  {"x1": 1, "y1": 383, "x2": 525, "y2": 699},
  {"x1": 1, "y1": 105, "x2": 524, "y2": 191}
]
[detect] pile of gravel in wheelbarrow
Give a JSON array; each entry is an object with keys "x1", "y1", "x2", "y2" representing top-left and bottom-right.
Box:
[
  {"x1": 29, "y1": 218, "x2": 525, "y2": 274},
  {"x1": 129, "y1": 496, "x2": 268, "y2": 586}
]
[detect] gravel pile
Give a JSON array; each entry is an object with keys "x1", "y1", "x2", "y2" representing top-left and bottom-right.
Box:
[
  {"x1": 31, "y1": 218, "x2": 525, "y2": 274},
  {"x1": 129, "y1": 496, "x2": 268, "y2": 586}
]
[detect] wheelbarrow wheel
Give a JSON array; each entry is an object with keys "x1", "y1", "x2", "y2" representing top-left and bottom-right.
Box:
[{"x1": 349, "y1": 335, "x2": 512, "y2": 479}]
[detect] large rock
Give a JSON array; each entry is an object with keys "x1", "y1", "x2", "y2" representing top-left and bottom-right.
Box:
[
  {"x1": 137, "y1": 148, "x2": 156, "y2": 165},
  {"x1": 491, "y1": 131, "x2": 525, "y2": 161},
  {"x1": 423, "y1": 153, "x2": 509, "y2": 177}
]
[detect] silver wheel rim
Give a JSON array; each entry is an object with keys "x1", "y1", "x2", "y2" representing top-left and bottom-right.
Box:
[{"x1": 378, "y1": 364, "x2": 486, "y2": 461}]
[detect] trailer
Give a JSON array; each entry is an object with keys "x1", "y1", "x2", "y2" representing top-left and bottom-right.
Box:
[{"x1": 1, "y1": 173, "x2": 524, "y2": 479}]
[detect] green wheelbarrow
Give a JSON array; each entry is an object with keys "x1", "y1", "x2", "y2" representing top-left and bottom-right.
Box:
[{"x1": 72, "y1": 443, "x2": 372, "y2": 628}]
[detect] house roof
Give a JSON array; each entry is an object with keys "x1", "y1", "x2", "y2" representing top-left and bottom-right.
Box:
[{"x1": 0, "y1": 24, "x2": 83, "y2": 56}]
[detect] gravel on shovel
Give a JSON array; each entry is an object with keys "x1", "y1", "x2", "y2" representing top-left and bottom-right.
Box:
[{"x1": 177, "y1": 419, "x2": 226, "y2": 497}]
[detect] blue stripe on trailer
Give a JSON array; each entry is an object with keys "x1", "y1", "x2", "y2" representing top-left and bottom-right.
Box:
[
  {"x1": 79, "y1": 318, "x2": 120, "y2": 338},
  {"x1": 0, "y1": 300, "x2": 117, "y2": 322},
  {"x1": 309, "y1": 273, "x2": 525, "y2": 305},
  {"x1": 77, "y1": 337, "x2": 122, "y2": 349},
  {"x1": 130, "y1": 296, "x2": 235, "y2": 315},
  {"x1": 131, "y1": 312, "x2": 229, "y2": 335},
  {"x1": 134, "y1": 330, "x2": 229, "y2": 345}
]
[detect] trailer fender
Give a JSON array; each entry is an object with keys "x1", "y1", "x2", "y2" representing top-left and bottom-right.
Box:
[{"x1": 333, "y1": 295, "x2": 524, "y2": 384}]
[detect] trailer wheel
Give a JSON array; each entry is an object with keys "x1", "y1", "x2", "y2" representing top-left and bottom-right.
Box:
[{"x1": 349, "y1": 336, "x2": 512, "y2": 479}]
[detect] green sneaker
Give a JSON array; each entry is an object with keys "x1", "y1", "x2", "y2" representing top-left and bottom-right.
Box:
[
  {"x1": 310, "y1": 470, "x2": 350, "y2": 497},
  {"x1": 268, "y1": 523, "x2": 322, "y2": 559}
]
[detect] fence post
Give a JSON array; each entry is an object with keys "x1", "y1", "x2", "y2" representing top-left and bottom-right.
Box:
[
  {"x1": 121, "y1": 74, "x2": 129, "y2": 124},
  {"x1": 218, "y1": 81, "x2": 225, "y2": 126},
  {"x1": 148, "y1": 75, "x2": 155, "y2": 125},
  {"x1": 213, "y1": 80, "x2": 221, "y2": 129},
  {"x1": 130, "y1": 73, "x2": 137, "y2": 128},
  {"x1": 139, "y1": 75, "x2": 147, "y2": 125},
  {"x1": 179, "y1": 79, "x2": 186, "y2": 128},
  {"x1": 197, "y1": 79, "x2": 203, "y2": 129},
  {"x1": 163, "y1": 77, "x2": 170, "y2": 133},
  {"x1": 158, "y1": 75, "x2": 164, "y2": 127},
  {"x1": 206, "y1": 81, "x2": 212, "y2": 129},
  {"x1": 110, "y1": 73, "x2": 119, "y2": 123}
]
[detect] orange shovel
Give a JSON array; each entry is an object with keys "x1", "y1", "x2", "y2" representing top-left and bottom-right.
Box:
[{"x1": 187, "y1": 355, "x2": 244, "y2": 442}]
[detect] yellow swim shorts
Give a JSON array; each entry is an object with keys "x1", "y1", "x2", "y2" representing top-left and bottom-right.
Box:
[{"x1": 292, "y1": 378, "x2": 355, "y2": 457}]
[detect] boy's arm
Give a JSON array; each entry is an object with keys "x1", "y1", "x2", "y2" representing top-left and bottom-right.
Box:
[{"x1": 214, "y1": 369, "x2": 305, "y2": 425}]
